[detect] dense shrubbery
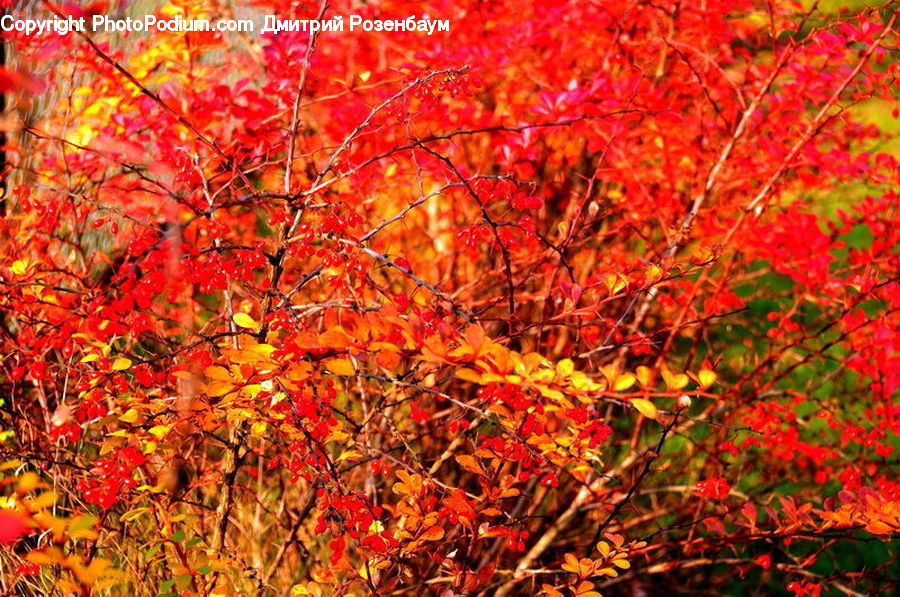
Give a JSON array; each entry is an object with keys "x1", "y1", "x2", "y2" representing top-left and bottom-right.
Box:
[{"x1": 0, "y1": 1, "x2": 897, "y2": 595}]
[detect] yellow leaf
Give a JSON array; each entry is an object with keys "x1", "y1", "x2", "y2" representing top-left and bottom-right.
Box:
[
  {"x1": 136, "y1": 483, "x2": 166, "y2": 493},
  {"x1": 148, "y1": 425, "x2": 172, "y2": 439},
  {"x1": 613, "y1": 373, "x2": 636, "y2": 391},
  {"x1": 456, "y1": 368, "x2": 484, "y2": 384},
  {"x1": 599, "y1": 365, "x2": 618, "y2": 385},
  {"x1": 337, "y1": 449, "x2": 362, "y2": 462},
  {"x1": 326, "y1": 358, "x2": 355, "y2": 376},
  {"x1": 538, "y1": 385, "x2": 570, "y2": 406},
  {"x1": 635, "y1": 365, "x2": 653, "y2": 387},
  {"x1": 99, "y1": 436, "x2": 124, "y2": 455},
  {"x1": 631, "y1": 399, "x2": 657, "y2": 420},
  {"x1": 111, "y1": 357, "x2": 132, "y2": 371},
  {"x1": 697, "y1": 369, "x2": 717, "y2": 388},
  {"x1": 661, "y1": 369, "x2": 689, "y2": 390},
  {"x1": 10, "y1": 259, "x2": 31, "y2": 276},
  {"x1": 232, "y1": 312, "x2": 259, "y2": 330},
  {"x1": 80, "y1": 354, "x2": 100, "y2": 363},
  {"x1": 241, "y1": 384, "x2": 265, "y2": 398},
  {"x1": 119, "y1": 408, "x2": 140, "y2": 424},
  {"x1": 556, "y1": 359, "x2": 575, "y2": 377},
  {"x1": 604, "y1": 273, "x2": 628, "y2": 294},
  {"x1": 120, "y1": 507, "x2": 150, "y2": 522}
]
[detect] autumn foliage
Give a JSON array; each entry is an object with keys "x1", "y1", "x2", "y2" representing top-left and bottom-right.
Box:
[{"x1": 0, "y1": 0, "x2": 898, "y2": 595}]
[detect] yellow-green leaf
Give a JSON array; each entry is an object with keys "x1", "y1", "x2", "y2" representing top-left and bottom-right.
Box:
[
  {"x1": 556, "y1": 358, "x2": 575, "y2": 377},
  {"x1": 697, "y1": 369, "x2": 717, "y2": 388},
  {"x1": 111, "y1": 357, "x2": 132, "y2": 371},
  {"x1": 635, "y1": 365, "x2": 653, "y2": 387},
  {"x1": 631, "y1": 398, "x2": 657, "y2": 420},
  {"x1": 613, "y1": 373, "x2": 636, "y2": 391},
  {"x1": 119, "y1": 408, "x2": 140, "y2": 424},
  {"x1": 232, "y1": 312, "x2": 259, "y2": 330},
  {"x1": 661, "y1": 369, "x2": 689, "y2": 390},
  {"x1": 10, "y1": 259, "x2": 31, "y2": 276},
  {"x1": 120, "y1": 507, "x2": 150, "y2": 522},
  {"x1": 337, "y1": 449, "x2": 363, "y2": 462},
  {"x1": 148, "y1": 425, "x2": 171, "y2": 440}
]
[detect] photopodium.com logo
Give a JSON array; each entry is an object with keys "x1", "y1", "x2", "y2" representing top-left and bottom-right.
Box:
[{"x1": 0, "y1": 13, "x2": 451, "y2": 36}]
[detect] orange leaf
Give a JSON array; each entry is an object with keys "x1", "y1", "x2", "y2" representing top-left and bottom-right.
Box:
[
  {"x1": 561, "y1": 552, "x2": 581, "y2": 574},
  {"x1": 375, "y1": 349, "x2": 401, "y2": 370},
  {"x1": 326, "y1": 358, "x2": 356, "y2": 376},
  {"x1": 464, "y1": 324, "x2": 486, "y2": 354},
  {"x1": 419, "y1": 526, "x2": 444, "y2": 542},
  {"x1": 456, "y1": 368, "x2": 484, "y2": 384},
  {"x1": 455, "y1": 454, "x2": 486, "y2": 476}
]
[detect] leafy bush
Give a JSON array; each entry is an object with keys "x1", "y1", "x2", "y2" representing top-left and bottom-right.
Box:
[{"x1": 0, "y1": 1, "x2": 897, "y2": 595}]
